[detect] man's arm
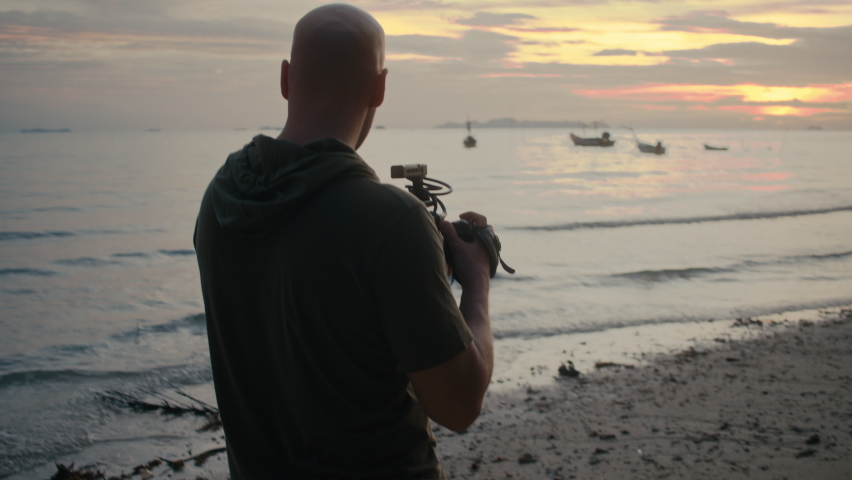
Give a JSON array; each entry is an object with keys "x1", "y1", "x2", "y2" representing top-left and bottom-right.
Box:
[{"x1": 407, "y1": 212, "x2": 493, "y2": 433}]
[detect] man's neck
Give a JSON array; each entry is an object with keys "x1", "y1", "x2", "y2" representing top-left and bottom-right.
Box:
[{"x1": 278, "y1": 112, "x2": 365, "y2": 149}]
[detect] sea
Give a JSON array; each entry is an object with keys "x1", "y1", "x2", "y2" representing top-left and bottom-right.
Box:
[{"x1": 1, "y1": 128, "x2": 851, "y2": 478}]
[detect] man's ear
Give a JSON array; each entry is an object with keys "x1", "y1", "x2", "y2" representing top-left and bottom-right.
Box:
[
  {"x1": 280, "y1": 60, "x2": 290, "y2": 100},
  {"x1": 370, "y1": 68, "x2": 388, "y2": 108}
]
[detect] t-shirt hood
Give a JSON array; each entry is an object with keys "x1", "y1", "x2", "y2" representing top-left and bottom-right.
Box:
[{"x1": 210, "y1": 135, "x2": 379, "y2": 234}]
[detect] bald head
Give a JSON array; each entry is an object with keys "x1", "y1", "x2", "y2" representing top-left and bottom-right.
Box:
[
  {"x1": 289, "y1": 4, "x2": 384, "y2": 103},
  {"x1": 280, "y1": 4, "x2": 387, "y2": 148}
]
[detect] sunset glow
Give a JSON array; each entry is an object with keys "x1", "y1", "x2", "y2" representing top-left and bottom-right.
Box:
[
  {"x1": 479, "y1": 73, "x2": 562, "y2": 78},
  {"x1": 386, "y1": 53, "x2": 459, "y2": 63},
  {"x1": 717, "y1": 106, "x2": 839, "y2": 117},
  {"x1": 573, "y1": 84, "x2": 852, "y2": 104}
]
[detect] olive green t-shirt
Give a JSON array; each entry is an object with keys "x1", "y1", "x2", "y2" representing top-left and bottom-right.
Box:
[{"x1": 194, "y1": 137, "x2": 472, "y2": 480}]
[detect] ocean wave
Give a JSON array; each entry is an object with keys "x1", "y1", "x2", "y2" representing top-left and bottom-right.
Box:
[
  {"x1": 0, "y1": 368, "x2": 115, "y2": 387},
  {"x1": 0, "y1": 268, "x2": 57, "y2": 276},
  {"x1": 511, "y1": 204, "x2": 852, "y2": 231},
  {"x1": 491, "y1": 298, "x2": 852, "y2": 340},
  {"x1": 158, "y1": 249, "x2": 196, "y2": 256},
  {"x1": 607, "y1": 248, "x2": 852, "y2": 285},
  {"x1": 33, "y1": 206, "x2": 81, "y2": 212},
  {"x1": 0, "y1": 230, "x2": 75, "y2": 241},
  {"x1": 795, "y1": 250, "x2": 852, "y2": 261},
  {"x1": 55, "y1": 257, "x2": 122, "y2": 267},
  {"x1": 0, "y1": 362, "x2": 214, "y2": 391},
  {"x1": 495, "y1": 274, "x2": 537, "y2": 282},
  {"x1": 133, "y1": 313, "x2": 206, "y2": 336},
  {"x1": 613, "y1": 267, "x2": 732, "y2": 283},
  {"x1": 0, "y1": 314, "x2": 207, "y2": 379},
  {"x1": 0, "y1": 288, "x2": 38, "y2": 295}
]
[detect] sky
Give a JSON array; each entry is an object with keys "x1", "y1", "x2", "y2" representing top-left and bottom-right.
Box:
[{"x1": 0, "y1": 0, "x2": 850, "y2": 131}]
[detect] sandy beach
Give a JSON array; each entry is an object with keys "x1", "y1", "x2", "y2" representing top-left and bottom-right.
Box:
[{"x1": 435, "y1": 306, "x2": 852, "y2": 480}]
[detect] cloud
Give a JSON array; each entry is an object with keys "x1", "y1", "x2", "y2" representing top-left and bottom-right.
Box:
[
  {"x1": 663, "y1": 39, "x2": 852, "y2": 84},
  {"x1": 0, "y1": 7, "x2": 292, "y2": 56},
  {"x1": 658, "y1": 11, "x2": 850, "y2": 41},
  {"x1": 354, "y1": 0, "x2": 453, "y2": 12},
  {"x1": 456, "y1": 12, "x2": 535, "y2": 27},
  {"x1": 387, "y1": 29, "x2": 518, "y2": 65},
  {"x1": 593, "y1": 49, "x2": 638, "y2": 56},
  {"x1": 631, "y1": 104, "x2": 677, "y2": 111},
  {"x1": 504, "y1": 27, "x2": 579, "y2": 34}
]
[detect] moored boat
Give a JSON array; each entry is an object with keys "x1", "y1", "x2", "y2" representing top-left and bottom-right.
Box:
[
  {"x1": 570, "y1": 132, "x2": 615, "y2": 147},
  {"x1": 629, "y1": 128, "x2": 665, "y2": 155},
  {"x1": 636, "y1": 140, "x2": 665, "y2": 155},
  {"x1": 463, "y1": 118, "x2": 476, "y2": 148},
  {"x1": 704, "y1": 144, "x2": 728, "y2": 151}
]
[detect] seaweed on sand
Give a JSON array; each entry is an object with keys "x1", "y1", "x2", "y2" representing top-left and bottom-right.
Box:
[
  {"x1": 48, "y1": 448, "x2": 228, "y2": 480},
  {"x1": 96, "y1": 389, "x2": 217, "y2": 417},
  {"x1": 55, "y1": 389, "x2": 228, "y2": 479},
  {"x1": 50, "y1": 463, "x2": 107, "y2": 480}
]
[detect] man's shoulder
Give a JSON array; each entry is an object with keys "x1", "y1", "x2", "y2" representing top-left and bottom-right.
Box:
[{"x1": 328, "y1": 176, "x2": 425, "y2": 214}]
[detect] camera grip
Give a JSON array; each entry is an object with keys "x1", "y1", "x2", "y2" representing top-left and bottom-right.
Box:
[{"x1": 444, "y1": 218, "x2": 514, "y2": 279}]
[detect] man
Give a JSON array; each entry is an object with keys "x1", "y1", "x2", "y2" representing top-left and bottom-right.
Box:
[{"x1": 194, "y1": 4, "x2": 493, "y2": 479}]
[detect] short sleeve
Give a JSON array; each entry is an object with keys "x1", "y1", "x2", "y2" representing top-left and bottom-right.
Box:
[{"x1": 372, "y1": 206, "x2": 473, "y2": 373}]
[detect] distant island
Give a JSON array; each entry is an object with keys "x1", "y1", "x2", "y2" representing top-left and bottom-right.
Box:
[
  {"x1": 20, "y1": 128, "x2": 71, "y2": 133},
  {"x1": 435, "y1": 118, "x2": 608, "y2": 129},
  {"x1": 259, "y1": 126, "x2": 282, "y2": 131},
  {"x1": 146, "y1": 128, "x2": 161, "y2": 132}
]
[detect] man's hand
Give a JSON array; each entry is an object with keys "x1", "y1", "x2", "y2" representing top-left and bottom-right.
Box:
[
  {"x1": 439, "y1": 212, "x2": 491, "y2": 288},
  {"x1": 408, "y1": 211, "x2": 493, "y2": 433}
]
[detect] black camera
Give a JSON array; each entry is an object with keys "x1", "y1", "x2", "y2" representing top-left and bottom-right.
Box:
[{"x1": 391, "y1": 164, "x2": 514, "y2": 279}]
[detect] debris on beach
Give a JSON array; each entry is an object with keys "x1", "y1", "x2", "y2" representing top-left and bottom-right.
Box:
[
  {"x1": 157, "y1": 458, "x2": 184, "y2": 472},
  {"x1": 732, "y1": 317, "x2": 762, "y2": 327},
  {"x1": 197, "y1": 413, "x2": 223, "y2": 432},
  {"x1": 674, "y1": 346, "x2": 708, "y2": 363},
  {"x1": 50, "y1": 463, "x2": 108, "y2": 480},
  {"x1": 593, "y1": 361, "x2": 634, "y2": 369},
  {"x1": 795, "y1": 449, "x2": 817, "y2": 458},
  {"x1": 189, "y1": 448, "x2": 227, "y2": 467},
  {"x1": 589, "y1": 430, "x2": 616, "y2": 440},
  {"x1": 47, "y1": 448, "x2": 228, "y2": 480},
  {"x1": 557, "y1": 361, "x2": 579, "y2": 377},
  {"x1": 517, "y1": 453, "x2": 538, "y2": 464},
  {"x1": 131, "y1": 460, "x2": 161, "y2": 475}
]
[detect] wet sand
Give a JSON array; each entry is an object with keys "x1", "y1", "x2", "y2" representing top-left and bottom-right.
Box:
[{"x1": 434, "y1": 306, "x2": 852, "y2": 479}]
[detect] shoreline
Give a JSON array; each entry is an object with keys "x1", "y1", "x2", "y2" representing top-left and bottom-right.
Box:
[
  {"x1": 488, "y1": 304, "x2": 852, "y2": 393},
  {"x1": 9, "y1": 305, "x2": 852, "y2": 480},
  {"x1": 435, "y1": 305, "x2": 852, "y2": 479}
]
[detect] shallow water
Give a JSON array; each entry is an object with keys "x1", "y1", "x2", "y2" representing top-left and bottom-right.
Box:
[{"x1": 1, "y1": 128, "x2": 851, "y2": 477}]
